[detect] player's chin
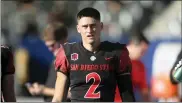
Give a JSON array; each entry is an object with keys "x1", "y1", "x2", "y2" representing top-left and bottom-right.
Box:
[{"x1": 87, "y1": 39, "x2": 95, "y2": 44}]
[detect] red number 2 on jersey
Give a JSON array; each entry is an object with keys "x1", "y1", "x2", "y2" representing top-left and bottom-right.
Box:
[{"x1": 84, "y1": 72, "x2": 101, "y2": 99}]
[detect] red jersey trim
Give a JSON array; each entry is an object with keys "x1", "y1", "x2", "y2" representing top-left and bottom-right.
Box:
[{"x1": 54, "y1": 46, "x2": 70, "y2": 75}]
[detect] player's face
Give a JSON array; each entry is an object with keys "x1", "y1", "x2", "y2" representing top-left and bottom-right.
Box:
[
  {"x1": 77, "y1": 17, "x2": 103, "y2": 44},
  {"x1": 45, "y1": 40, "x2": 57, "y2": 52}
]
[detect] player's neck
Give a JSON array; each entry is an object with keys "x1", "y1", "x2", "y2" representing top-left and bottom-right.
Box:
[{"x1": 82, "y1": 40, "x2": 100, "y2": 53}]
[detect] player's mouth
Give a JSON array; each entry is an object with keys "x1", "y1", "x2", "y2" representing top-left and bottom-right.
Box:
[{"x1": 87, "y1": 34, "x2": 94, "y2": 38}]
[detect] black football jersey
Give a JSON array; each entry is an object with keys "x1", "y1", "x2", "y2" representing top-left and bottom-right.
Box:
[{"x1": 55, "y1": 41, "x2": 132, "y2": 102}]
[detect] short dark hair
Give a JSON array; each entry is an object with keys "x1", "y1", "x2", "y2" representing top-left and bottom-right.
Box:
[{"x1": 77, "y1": 7, "x2": 100, "y2": 21}]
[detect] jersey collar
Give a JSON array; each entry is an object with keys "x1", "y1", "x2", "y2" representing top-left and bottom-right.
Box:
[{"x1": 79, "y1": 42, "x2": 102, "y2": 55}]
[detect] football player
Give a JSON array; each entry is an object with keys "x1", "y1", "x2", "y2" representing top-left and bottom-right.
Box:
[{"x1": 52, "y1": 7, "x2": 135, "y2": 102}]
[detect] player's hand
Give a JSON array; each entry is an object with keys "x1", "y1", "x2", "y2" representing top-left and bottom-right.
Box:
[
  {"x1": 25, "y1": 82, "x2": 44, "y2": 96},
  {"x1": 31, "y1": 82, "x2": 44, "y2": 95},
  {"x1": 25, "y1": 83, "x2": 36, "y2": 96}
]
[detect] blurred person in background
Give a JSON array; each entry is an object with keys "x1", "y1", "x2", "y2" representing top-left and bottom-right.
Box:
[
  {"x1": 115, "y1": 32, "x2": 150, "y2": 102},
  {"x1": 127, "y1": 33, "x2": 150, "y2": 102},
  {"x1": 170, "y1": 49, "x2": 182, "y2": 101},
  {"x1": 1, "y1": 45, "x2": 16, "y2": 102},
  {"x1": 7, "y1": 0, "x2": 48, "y2": 49},
  {"x1": 25, "y1": 23, "x2": 70, "y2": 102},
  {"x1": 14, "y1": 20, "x2": 54, "y2": 96}
]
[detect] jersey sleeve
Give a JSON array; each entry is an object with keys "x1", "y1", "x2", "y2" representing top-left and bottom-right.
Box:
[
  {"x1": 116, "y1": 46, "x2": 132, "y2": 75},
  {"x1": 54, "y1": 46, "x2": 70, "y2": 75},
  {"x1": 115, "y1": 46, "x2": 135, "y2": 102}
]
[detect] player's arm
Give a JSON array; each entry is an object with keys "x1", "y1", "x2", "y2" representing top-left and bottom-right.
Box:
[
  {"x1": 41, "y1": 86, "x2": 55, "y2": 96},
  {"x1": 41, "y1": 66, "x2": 71, "y2": 98},
  {"x1": 1, "y1": 48, "x2": 16, "y2": 102},
  {"x1": 15, "y1": 48, "x2": 29, "y2": 85},
  {"x1": 116, "y1": 47, "x2": 135, "y2": 102},
  {"x1": 52, "y1": 47, "x2": 70, "y2": 102},
  {"x1": 52, "y1": 72, "x2": 69, "y2": 102}
]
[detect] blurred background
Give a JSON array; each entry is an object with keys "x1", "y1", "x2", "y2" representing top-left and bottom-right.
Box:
[{"x1": 1, "y1": 0, "x2": 181, "y2": 102}]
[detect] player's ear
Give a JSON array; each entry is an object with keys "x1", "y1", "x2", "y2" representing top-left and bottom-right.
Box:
[
  {"x1": 77, "y1": 25, "x2": 81, "y2": 33},
  {"x1": 100, "y1": 22, "x2": 103, "y2": 30}
]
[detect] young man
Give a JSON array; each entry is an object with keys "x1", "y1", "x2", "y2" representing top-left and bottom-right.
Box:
[
  {"x1": 52, "y1": 7, "x2": 135, "y2": 102},
  {"x1": 1, "y1": 45, "x2": 16, "y2": 102},
  {"x1": 25, "y1": 23, "x2": 70, "y2": 102},
  {"x1": 115, "y1": 34, "x2": 150, "y2": 102}
]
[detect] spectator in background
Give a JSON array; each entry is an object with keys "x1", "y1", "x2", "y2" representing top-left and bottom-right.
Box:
[
  {"x1": 15, "y1": 21, "x2": 54, "y2": 96},
  {"x1": 128, "y1": 34, "x2": 150, "y2": 102},
  {"x1": 115, "y1": 33, "x2": 150, "y2": 102},
  {"x1": 7, "y1": 0, "x2": 48, "y2": 49},
  {"x1": 25, "y1": 23, "x2": 70, "y2": 102},
  {"x1": 1, "y1": 45, "x2": 16, "y2": 102}
]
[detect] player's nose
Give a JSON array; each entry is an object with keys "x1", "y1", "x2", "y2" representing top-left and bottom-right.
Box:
[{"x1": 87, "y1": 26, "x2": 94, "y2": 33}]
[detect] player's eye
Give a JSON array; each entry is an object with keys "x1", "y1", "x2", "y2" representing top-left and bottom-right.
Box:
[
  {"x1": 82, "y1": 25, "x2": 88, "y2": 28},
  {"x1": 90, "y1": 24, "x2": 96, "y2": 28}
]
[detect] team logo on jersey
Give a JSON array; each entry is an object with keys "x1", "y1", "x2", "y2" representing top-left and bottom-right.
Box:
[
  {"x1": 90, "y1": 56, "x2": 96, "y2": 61},
  {"x1": 71, "y1": 53, "x2": 79, "y2": 61}
]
